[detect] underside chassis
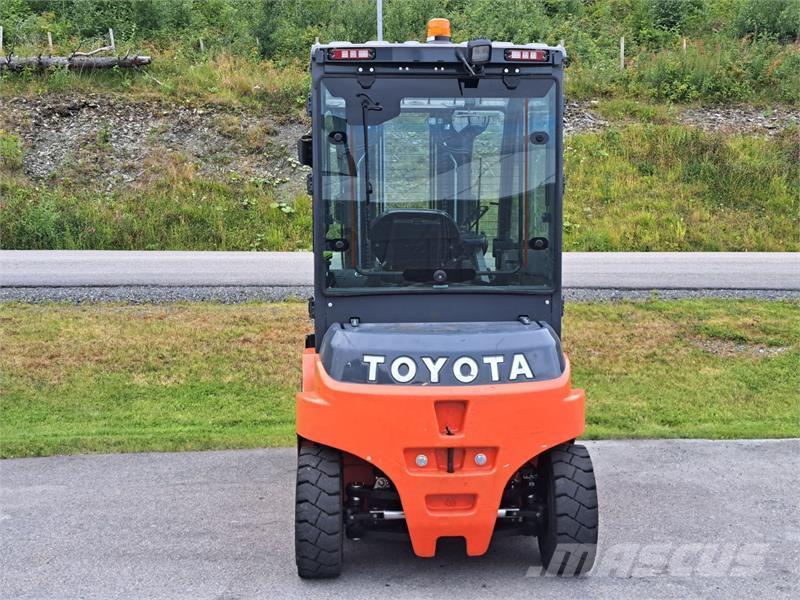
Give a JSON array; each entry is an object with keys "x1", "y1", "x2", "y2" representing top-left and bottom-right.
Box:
[
  {"x1": 342, "y1": 455, "x2": 544, "y2": 542},
  {"x1": 295, "y1": 440, "x2": 598, "y2": 579}
]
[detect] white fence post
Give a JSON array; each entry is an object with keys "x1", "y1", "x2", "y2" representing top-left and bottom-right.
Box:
[
  {"x1": 619, "y1": 36, "x2": 625, "y2": 70},
  {"x1": 376, "y1": 0, "x2": 383, "y2": 41}
]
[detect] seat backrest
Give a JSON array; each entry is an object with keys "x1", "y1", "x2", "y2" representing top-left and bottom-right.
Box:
[{"x1": 370, "y1": 209, "x2": 463, "y2": 271}]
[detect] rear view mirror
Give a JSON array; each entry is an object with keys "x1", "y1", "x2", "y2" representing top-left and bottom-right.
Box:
[{"x1": 298, "y1": 133, "x2": 312, "y2": 167}]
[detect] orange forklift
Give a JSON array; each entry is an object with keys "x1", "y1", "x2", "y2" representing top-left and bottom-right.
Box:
[{"x1": 295, "y1": 18, "x2": 598, "y2": 578}]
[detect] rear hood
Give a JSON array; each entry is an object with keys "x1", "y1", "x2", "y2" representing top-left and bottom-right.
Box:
[{"x1": 319, "y1": 320, "x2": 564, "y2": 386}]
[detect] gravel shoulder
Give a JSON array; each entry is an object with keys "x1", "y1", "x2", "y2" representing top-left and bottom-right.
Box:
[{"x1": 1, "y1": 285, "x2": 799, "y2": 303}]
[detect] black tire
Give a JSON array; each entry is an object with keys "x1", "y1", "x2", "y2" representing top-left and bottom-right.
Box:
[
  {"x1": 295, "y1": 444, "x2": 344, "y2": 579},
  {"x1": 537, "y1": 443, "x2": 599, "y2": 576}
]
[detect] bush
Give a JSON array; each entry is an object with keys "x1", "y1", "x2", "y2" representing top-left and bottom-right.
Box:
[
  {"x1": 629, "y1": 36, "x2": 800, "y2": 103},
  {"x1": 652, "y1": 0, "x2": 706, "y2": 31},
  {"x1": 0, "y1": 1, "x2": 797, "y2": 105},
  {"x1": 460, "y1": 0, "x2": 551, "y2": 44},
  {"x1": 733, "y1": 0, "x2": 800, "y2": 41}
]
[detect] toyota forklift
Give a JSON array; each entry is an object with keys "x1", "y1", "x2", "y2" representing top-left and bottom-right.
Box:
[{"x1": 295, "y1": 18, "x2": 598, "y2": 578}]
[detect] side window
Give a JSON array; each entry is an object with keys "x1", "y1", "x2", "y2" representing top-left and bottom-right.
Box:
[
  {"x1": 521, "y1": 90, "x2": 556, "y2": 284},
  {"x1": 527, "y1": 93, "x2": 556, "y2": 242},
  {"x1": 322, "y1": 111, "x2": 348, "y2": 244}
]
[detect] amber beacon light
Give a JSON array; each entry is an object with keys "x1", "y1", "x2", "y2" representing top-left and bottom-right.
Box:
[{"x1": 426, "y1": 18, "x2": 452, "y2": 42}]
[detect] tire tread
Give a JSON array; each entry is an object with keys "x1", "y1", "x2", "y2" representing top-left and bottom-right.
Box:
[
  {"x1": 538, "y1": 443, "x2": 599, "y2": 576},
  {"x1": 295, "y1": 445, "x2": 343, "y2": 578}
]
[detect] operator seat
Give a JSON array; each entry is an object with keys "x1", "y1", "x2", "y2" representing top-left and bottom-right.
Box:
[{"x1": 370, "y1": 209, "x2": 463, "y2": 271}]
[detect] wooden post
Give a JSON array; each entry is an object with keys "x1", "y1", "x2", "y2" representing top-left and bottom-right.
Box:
[
  {"x1": 199, "y1": 38, "x2": 205, "y2": 53},
  {"x1": 619, "y1": 36, "x2": 625, "y2": 70},
  {"x1": 108, "y1": 28, "x2": 115, "y2": 52},
  {"x1": 682, "y1": 37, "x2": 687, "y2": 52},
  {"x1": 47, "y1": 32, "x2": 53, "y2": 55}
]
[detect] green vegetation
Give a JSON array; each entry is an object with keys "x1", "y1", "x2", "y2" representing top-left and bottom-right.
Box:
[
  {"x1": 1, "y1": 1, "x2": 797, "y2": 252},
  {"x1": 568, "y1": 299, "x2": 800, "y2": 439},
  {"x1": 2, "y1": 122, "x2": 796, "y2": 251},
  {"x1": 0, "y1": 131, "x2": 24, "y2": 172},
  {"x1": 1, "y1": 1, "x2": 798, "y2": 106},
  {"x1": 0, "y1": 302, "x2": 304, "y2": 457},
  {"x1": 0, "y1": 51, "x2": 311, "y2": 115},
  {"x1": 564, "y1": 124, "x2": 800, "y2": 251},
  {"x1": 0, "y1": 171, "x2": 312, "y2": 251},
  {"x1": 1, "y1": 299, "x2": 797, "y2": 458}
]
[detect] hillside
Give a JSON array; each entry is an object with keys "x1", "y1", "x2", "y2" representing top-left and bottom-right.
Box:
[
  {"x1": 1, "y1": 0, "x2": 798, "y2": 251},
  {"x1": 2, "y1": 93, "x2": 797, "y2": 252}
]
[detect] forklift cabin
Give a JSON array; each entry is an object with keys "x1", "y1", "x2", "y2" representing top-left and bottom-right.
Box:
[{"x1": 295, "y1": 22, "x2": 598, "y2": 579}]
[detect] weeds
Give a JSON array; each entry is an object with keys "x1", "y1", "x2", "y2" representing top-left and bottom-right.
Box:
[
  {"x1": 594, "y1": 99, "x2": 675, "y2": 124},
  {"x1": 0, "y1": 175, "x2": 312, "y2": 251},
  {"x1": 564, "y1": 124, "x2": 800, "y2": 251},
  {"x1": 630, "y1": 39, "x2": 800, "y2": 104},
  {"x1": 0, "y1": 50, "x2": 311, "y2": 116},
  {"x1": 0, "y1": 131, "x2": 24, "y2": 172}
]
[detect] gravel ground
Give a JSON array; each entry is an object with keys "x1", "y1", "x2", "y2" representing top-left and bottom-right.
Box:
[
  {"x1": 1, "y1": 286, "x2": 797, "y2": 304},
  {"x1": 563, "y1": 288, "x2": 800, "y2": 302},
  {"x1": 16, "y1": 96, "x2": 797, "y2": 194},
  {"x1": 564, "y1": 100, "x2": 608, "y2": 134},
  {"x1": 679, "y1": 104, "x2": 800, "y2": 136},
  {"x1": 0, "y1": 97, "x2": 615, "y2": 194},
  {"x1": 0, "y1": 94, "x2": 309, "y2": 196},
  {"x1": 0, "y1": 285, "x2": 312, "y2": 304}
]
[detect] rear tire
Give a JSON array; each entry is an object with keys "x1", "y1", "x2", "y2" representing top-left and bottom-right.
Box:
[
  {"x1": 537, "y1": 443, "x2": 599, "y2": 576},
  {"x1": 295, "y1": 444, "x2": 344, "y2": 579}
]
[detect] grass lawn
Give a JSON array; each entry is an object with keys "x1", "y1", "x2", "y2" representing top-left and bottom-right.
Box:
[{"x1": 1, "y1": 299, "x2": 798, "y2": 458}]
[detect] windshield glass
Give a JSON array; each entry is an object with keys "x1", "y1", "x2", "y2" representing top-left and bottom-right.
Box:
[{"x1": 320, "y1": 77, "x2": 557, "y2": 292}]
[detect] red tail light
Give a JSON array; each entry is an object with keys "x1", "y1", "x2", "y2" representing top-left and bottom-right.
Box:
[
  {"x1": 328, "y1": 48, "x2": 375, "y2": 60},
  {"x1": 505, "y1": 49, "x2": 549, "y2": 62}
]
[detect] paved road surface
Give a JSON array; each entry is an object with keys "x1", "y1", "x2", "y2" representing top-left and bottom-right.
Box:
[
  {"x1": 1, "y1": 250, "x2": 797, "y2": 289},
  {"x1": 1, "y1": 440, "x2": 798, "y2": 599}
]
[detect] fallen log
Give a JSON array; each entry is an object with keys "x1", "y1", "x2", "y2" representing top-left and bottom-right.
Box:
[{"x1": 0, "y1": 54, "x2": 151, "y2": 71}]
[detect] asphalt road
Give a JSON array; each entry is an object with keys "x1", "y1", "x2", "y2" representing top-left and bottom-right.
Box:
[
  {"x1": 1, "y1": 250, "x2": 798, "y2": 290},
  {"x1": 1, "y1": 440, "x2": 798, "y2": 600}
]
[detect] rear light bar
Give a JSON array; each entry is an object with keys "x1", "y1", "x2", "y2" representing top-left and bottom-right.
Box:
[
  {"x1": 328, "y1": 48, "x2": 375, "y2": 60},
  {"x1": 505, "y1": 49, "x2": 549, "y2": 62}
]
